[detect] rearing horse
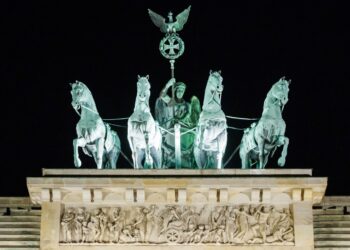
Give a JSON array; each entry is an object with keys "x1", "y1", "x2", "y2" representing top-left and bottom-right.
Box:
[
  {"x1": 194, "y1": 70, "x2": 227, "y2": 169},
  {"x1": 70, "y1": 81, "x2": 121, "y2": 169},
  {"x1": 240, "y1": 77, "x2": 290, "y2": 169},
  {"x1": 127, "y1": 75, "x2": 162, "y2": 169}
]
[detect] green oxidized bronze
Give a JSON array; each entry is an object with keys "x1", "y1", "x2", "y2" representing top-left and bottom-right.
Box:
[
  {"x1": 159, "y1": 33, "x2": 184, "y2": 60},
  {"x1": 128, "y1": 76, "x2": 162, "y2": 169},
  {"x1": 148, "y1": 6, "x2": 191, "y2": 34},
  {"x1": 155, "y1": 78, "x2": 201, "y2": 168},
  {"x1": 68, "y1": 5, "x2": 292, "y2": 170},
  {"x1": 239, "y1": 77, "x2": 290, "y2": 169},
  {"x1": 148, "y1": 5, "x2": 191, "y2": 78},
  {"x1": 194, "y1": 71, "x2": 227, "y2": 169},
  {"x1": 70, "y1": 81, "x2": 121, "y2": 169},
  {"x1": 149, "y1": 6, "x2": 200, "y2": 169}
]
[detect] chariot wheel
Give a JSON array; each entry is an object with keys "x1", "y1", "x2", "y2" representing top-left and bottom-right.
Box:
[{"x1": 165, "y1": 228, "x2": 181, "y2": 243}]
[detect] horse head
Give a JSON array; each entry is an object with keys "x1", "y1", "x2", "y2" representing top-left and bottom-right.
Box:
[
  {"x1": 270, "y1": 76, "x2": 291, "y2": 107},
  {"x1": 134, "y1": 75, "x2": 151, "y2": 113},
  {"x1": 70, "y1": 80, "x2": 95, "y2": 112},
  {"x1": 203, "y1": 70, "x2": 224, "y2": 113}
]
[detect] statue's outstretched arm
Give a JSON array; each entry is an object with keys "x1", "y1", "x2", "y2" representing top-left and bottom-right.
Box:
[{"x1": 160, "y1": 78, "x2": 176, "y2": 99}]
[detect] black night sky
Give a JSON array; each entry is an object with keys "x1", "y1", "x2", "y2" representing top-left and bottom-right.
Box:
[{"x1": 1, "y1": 1, "x2": 349, "y2": 196}]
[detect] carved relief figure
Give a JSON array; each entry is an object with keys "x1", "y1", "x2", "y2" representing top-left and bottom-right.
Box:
[
  {"x1": 108, "y1": 207, "x2": 124, "y2": 243},
  {"x1": 74, "y1": 208, "x2": 87, "y2": 242},
  {"x1": 145, "y1": 205, "x2": 158, "y2": 243},
  {"x1": 81, "y1": 221, "x2": 89, "y2": 243},
  {"x1": 226, "y1": 211, "x2": 237, "y2": 243},
  {"x1": 234, "y1": 206, "x2": 250, "y2": 243},
  {"x1": 97, "y1": 208, "x2": 108, "y2": 242},
  {"x1": 90, "y1": 208, "x2": 102, "y2": 242},
  {"x1": 133, "y1": 207, "x2": 148, "y2": 242},
  {"x1": 61, "y1": 208, "x2": 75, "y2": 243},
  {"x1": 256, "y1": 206, "x2": 271, "y2": 242}
]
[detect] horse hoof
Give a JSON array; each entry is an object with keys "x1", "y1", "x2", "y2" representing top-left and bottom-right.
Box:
[
  {"x1": 278, "y1": 158, "x2": 286, "y2": 167},
  {"x1": 74, "y1": 159, "x2": 82, "y2": 168}
]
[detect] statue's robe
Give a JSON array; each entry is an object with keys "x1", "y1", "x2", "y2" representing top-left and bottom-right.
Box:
[{"x1": 155, "y1": 96, "x2": 193, "y2": 168}]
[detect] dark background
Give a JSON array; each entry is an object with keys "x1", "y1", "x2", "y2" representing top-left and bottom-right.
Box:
[{"x1": 1, "y1": 1, "x2": 349, "y2": 196}]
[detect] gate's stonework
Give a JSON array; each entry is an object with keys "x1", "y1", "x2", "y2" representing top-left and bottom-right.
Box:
[{"x1": 27, "y1": 169, "x2": 327, "y2": 250}]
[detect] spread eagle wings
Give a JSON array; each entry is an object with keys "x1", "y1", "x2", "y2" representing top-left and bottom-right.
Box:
[
  {"x1": 175, "y1": 5, "x2": 191, "y2": 31},
  {"x1": 148, "y1": 9, "x2": 167, "y2": 33},
  {"x1": 148, "y1": 5, "x2": 191, "y2": 33}
]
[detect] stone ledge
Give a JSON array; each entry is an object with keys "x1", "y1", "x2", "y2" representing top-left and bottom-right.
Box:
[
  {"x1": 0, "y1": 197, "x2": 39, "y2": 208},
  {"x1": 315, "y1": 196, "x2": 350, "y2": 206},
  {"x1": 27, "y1": 176, "x2": 327, "y2": 188},
  {"x1": 27, "y1": 176, "x2": 327, "y2": 205},
  {"x1": 56, "y1": 245, "x2": 312, "y2": 250},
  {"x1": 42, "y1": 168, "x2": 313, "y2": 177}
]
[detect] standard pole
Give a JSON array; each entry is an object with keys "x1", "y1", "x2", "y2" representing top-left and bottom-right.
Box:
[{"x1": 174, "y1": 123, "x2": 181, "y2": 169}]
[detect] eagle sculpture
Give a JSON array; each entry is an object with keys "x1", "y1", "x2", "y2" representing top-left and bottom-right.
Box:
[{"x1": 148, "y1": 6, "x2": 191, "y2": 33}]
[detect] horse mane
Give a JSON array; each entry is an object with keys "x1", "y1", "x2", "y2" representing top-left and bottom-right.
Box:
[
  {"x1": 74, "y1": 82, "x2": 98, "y2": 113},
  {"x1": 134, "y1": 76, "x2": 151, "y2": 113},
  {"x1": 83, "y1": 84, "x2": 98, "y2": 112},
  {"x1": 263, "y1": 78, "x2": 289, "y2": 111},
  {"x1": 263, "y1": 86, "x2": 275, "y2": 110},
  {"x1": 202, "y1": 71, "x2": 223, "y2": 112}
]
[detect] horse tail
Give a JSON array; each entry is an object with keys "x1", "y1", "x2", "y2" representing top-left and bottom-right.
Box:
[{"x1": 104, "y1": 123, "x2": 120, "y2": 152}]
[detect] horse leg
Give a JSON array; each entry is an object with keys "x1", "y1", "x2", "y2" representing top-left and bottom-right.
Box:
[
  {"x1": 262, "y1": 152, "x2": 270, "y2": 169},
  {"x1": 194, "y1": 146, "x2": 204, "y2": 169},
  {"x1": 127, "y1": 136, "x2": 137, "y2": 169},
  {"x1": 277, "y1": 136, "x2": 289, "y2": 167},
  {"x1": 154, "y1": 128, "x2": 163, "y2": 168},
  {"x1": 136, "y1": 149, "x2": 145, "y2": 169},
  {"x1": 216, "y1": 152, "x2": 223, "y2": 169},
  {"x1": 216, "y1": 130, "x2": 227, "y2": 169},
  {"x1": 257, "y1": 138, "x2": 265, "y2": 169},
  {"x1": 73, "y1": 138, "x2": 86, "y2": 168},
  {"x1": 95, "y1": 138, "x2": 104, "y2": 169},
  {"x1": 204, "y1": 151, "x2": 211, "y2": 169},
  {"x1": 240, "y1": 148, "x2": 249, "y2": 169},
  {"x1": 109, "y1": 132, "x2": 120, "y2": 169},
  {"x1": 150, "y1": 147, "x2": 161, "y2": 169},
  {"x1": 239, "y1": 133, "x2": 250, "y2": 169},
  {"x1": 108, "y1": 146, "x2": 119, "y2": 169}
]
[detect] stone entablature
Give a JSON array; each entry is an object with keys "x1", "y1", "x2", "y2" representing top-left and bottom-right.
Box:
[
  {"x1": 28, "y1": 169, "x2": 324, "y2": 205},
  {"x1": 27, "y1": 169, "x2": 327, "y2": 250}
]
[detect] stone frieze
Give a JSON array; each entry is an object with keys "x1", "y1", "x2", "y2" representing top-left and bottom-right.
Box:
[{"x1": 60, "y1": 204, "x2": 294, "y2": 245}]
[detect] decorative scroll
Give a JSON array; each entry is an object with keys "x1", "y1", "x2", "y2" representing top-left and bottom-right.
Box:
[{"x1": 60, "y1": 205, "x2": 294, "y2": 245}]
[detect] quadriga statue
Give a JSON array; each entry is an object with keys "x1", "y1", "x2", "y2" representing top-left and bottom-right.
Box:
[
  {"x1": 127, "y1": 75, "x2": 162, "y2": 169},
  {"x1": 194, "y1": 70, "x2": 227, "y2": 169},
  {"x1": 239, "y1": 77, "x2": 290, "y2": 169},
  {"x1": 70, "y1": 81, "x2": 121, "y2": 169}
]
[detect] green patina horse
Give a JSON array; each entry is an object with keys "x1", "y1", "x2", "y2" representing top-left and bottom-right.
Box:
[
  {"x1": 240, "y1": 77, "x2": 291, "y2": 169},
  {"x1": 194, "y1": 70, "x2": 227, "y2": 169},
  {"x1": 70, "y1": 81, "x2": 120, "y2": 169},
  {"x1": 127, "y1": 75, "x2": 162, "y2": 169}
]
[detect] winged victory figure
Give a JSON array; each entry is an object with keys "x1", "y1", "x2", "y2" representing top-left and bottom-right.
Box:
[{"x1": 148, "y1": 6, "x2": 191, "y2": 33}]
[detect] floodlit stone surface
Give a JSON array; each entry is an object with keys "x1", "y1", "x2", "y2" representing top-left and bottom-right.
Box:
[
  {"x1": 0, "y1": 198, "x2": 41, "y2": 249},
  {"x1": 26, "y1": 169, "x2": 326, "y2": 250}
]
